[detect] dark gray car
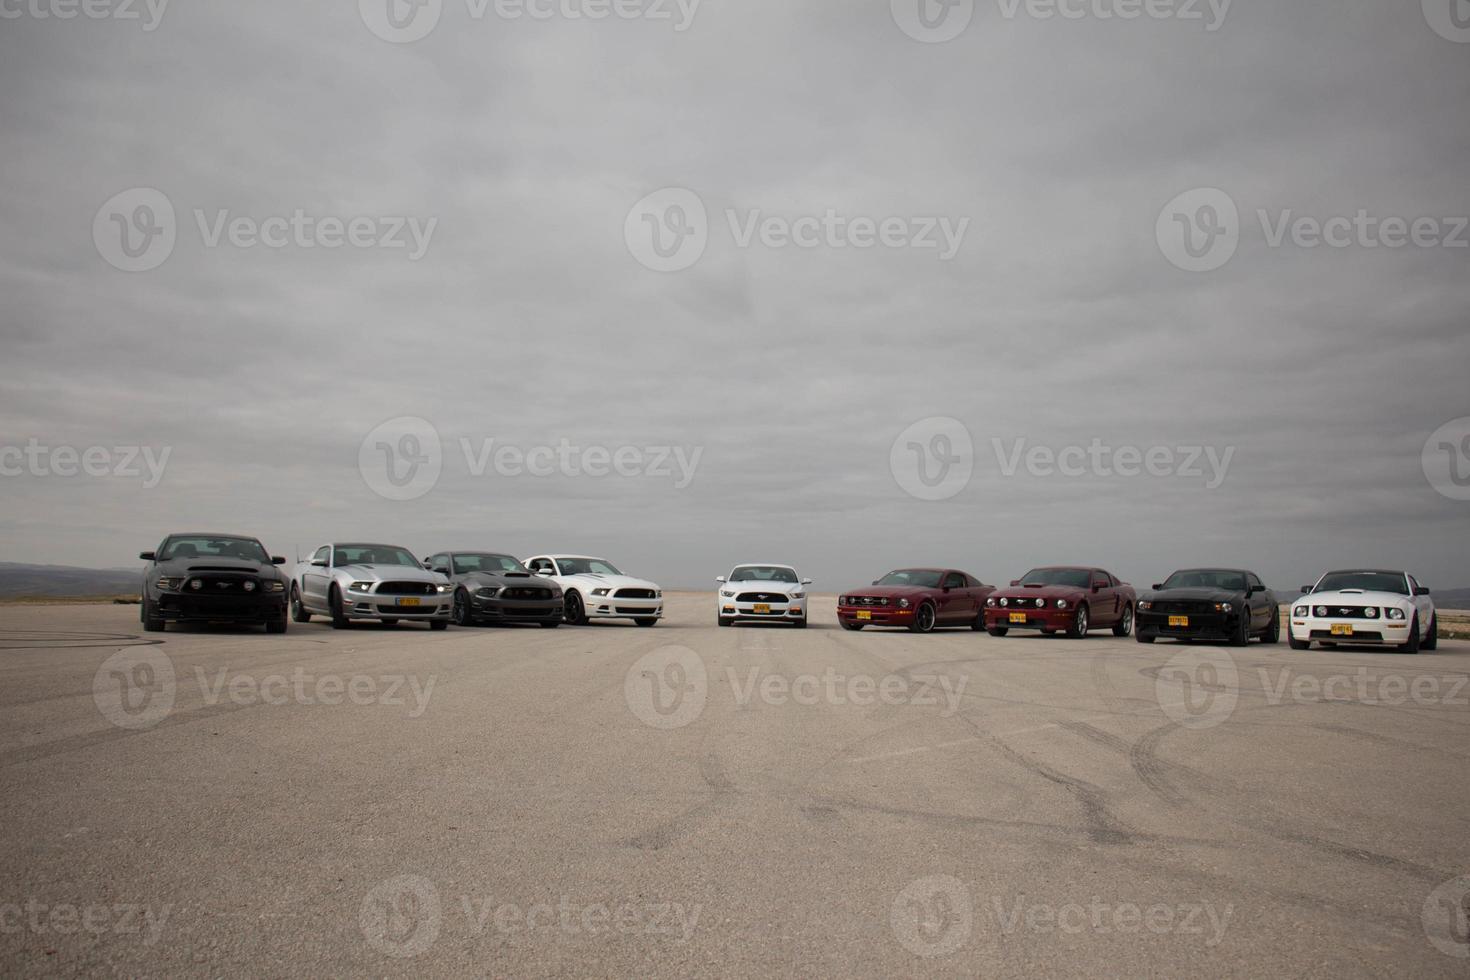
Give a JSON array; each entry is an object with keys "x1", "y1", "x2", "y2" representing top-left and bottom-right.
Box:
[{"x1": 425, "y1": 551, "x2": 564, "y2": 628}]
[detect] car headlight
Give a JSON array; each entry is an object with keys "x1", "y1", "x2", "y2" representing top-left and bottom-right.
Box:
[
  {"x1": 898, "y1": 598, "x2": 910, "y2": 609},
  {"x1": 1386, "y1": 607, "x2": 1406, "y2": 621},
  {"x1": 839, "y1": 596, "x2": 848, "y2": 605},
  {"x1": 986, "y1": 597, "x2": 996, "y2": 607},
  {"x1": 1314, "y1": 606, "x2": 1328, "y2": 617},
  {"x1": 1000, "y1": 597, "x2": 1009, "y2": 607},
  {"x1": 1138, "y1": 600, "x2": 1152, "y2": 610},
  {"x1": 592, "y1": 588, "x2": 610, "y2": 597},
  {"x1": 1293, "y1": 605, "x2": 1308, "y2": 617},
  {"x1": 350, "y1": 581, "x2": 374, "y2": 592},
  {"x1": 243, "y1": 581, "x2": 257, "y2": 592},
  {"x1": 1036, "y1": 598, "x2": 1047, "y2": 608},
  {"x1": 155, "y1": 577, "x2": 181, "y2": 591},
  {"x1": 879, "y1": 598, "x2": 890, "y2": 606},
  {"x1": 1214, "y1": 602, "x2": 1233, "y2": 613},
  {"x1": 1364, "y1": 607, "x2": 1379, "y2": 619},
  {"x1": 1056, "y1": 599, "x2": 1068, "y2": 609},
  {"x1": 654, "y1": 590, "x2": 662, "y2": 598},
  {"x1": 436, "y1": 583, "x2": 452, "y2": 593},
  {"x1": 476, "y1": 587, "x2": 500, "y2": 598},
  {"x1": 720, "y1": 590, "x2": 735, "y2": 598},
  {"x1": 791, "y1": 592, "x2": 806, "y2": 600}
]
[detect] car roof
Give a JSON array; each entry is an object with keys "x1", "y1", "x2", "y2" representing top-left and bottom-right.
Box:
[
  {"x1": 332, "y1": 542, "x2": 408, "y2": 550},
  {"x1": 167, "y1": 532, "x2": 262, "y2": 541},
  {"x1": 540, "y1": 554, "x2": 605, "y2": 561},
  {"x1": 731, "y1": 562, "x2": 797, "y2": 569},
  {"x1": 1322, "y1": 568, "x2": 1406, "y2": 576},
  {"x1": 1172, "y1": 567, "x2": 1250, "y2": 575},
  {"x1": 452, "y1": 550, "x2": 515, "y2": 557}
]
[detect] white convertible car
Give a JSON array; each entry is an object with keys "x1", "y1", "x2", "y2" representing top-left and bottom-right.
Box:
[
  {"x1": 1289, "y1": 569, "x2": 1438, "y2": 653},
  {"x1": 716, "y1": 563, "x2": 811, "y2": 628},
  {"x1": 522, "y1": 554, "x2": 663, "y2": 626}
]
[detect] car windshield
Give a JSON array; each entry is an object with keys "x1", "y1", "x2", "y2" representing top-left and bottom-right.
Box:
[
  {"x1": 455, "y1": 553, "x2": 527, "y2": 574},
  {"x1": 1019, "y1": 568, "x2": 1092, "y2": 588},
  {"x1": 334, "y1": 545, "x2": 419, "y2": 567},
  {"x1": 877, "y1": 570, "x2": 943, "y2": 588},
  {"x1": 557, "y1": 558, "x2": 623, "y2": 576},
  {"x1": 1162, "y1": 569, "x2": 1246, "y2": 591},
  {"x1": 159, "y1": 536, "x2": 270, "y2": 562},
  {"x1": 1313, "y1": 571, "x2": 1408, "y2": 595},
  {"x1": 730, "y1": 565, "x2": 798, "y2": 583}
]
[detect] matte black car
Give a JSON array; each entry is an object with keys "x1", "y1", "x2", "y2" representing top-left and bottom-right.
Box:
[
  {"x1": 424, "y1": 551, "x2": 564, "y2": 628},
  {"x1": 1135, "y1": 568, "x2": 1279, "y2": 646},
  {"x1": 140, "y1": 533, "x2": 289, "y2": 633}
]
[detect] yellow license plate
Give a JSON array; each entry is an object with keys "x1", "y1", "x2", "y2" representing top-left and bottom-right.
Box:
[
  {"x1": 1169, "y1": 615, "x2": 1189, "y2": 627},
  {"x1": 1009, "y1": 612, "x2": 1027, "y2": 624},
  {"x1": 856, "y1": 610, "x2": 871, "y2": 620},
  {"x1": 754, "y1": 603, "x2": 771, "y2": 614},
  {"x1": 1330, "y1": 623, "x2": 1353, "y2": 636},
  {"x1": 398, "y1": 597, "x2": 421, "y2": 607}
]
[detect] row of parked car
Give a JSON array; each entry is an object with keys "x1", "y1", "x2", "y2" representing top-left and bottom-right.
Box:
[{"x1": 136, "y1": 533, "x2": 1442, "y2": 652}]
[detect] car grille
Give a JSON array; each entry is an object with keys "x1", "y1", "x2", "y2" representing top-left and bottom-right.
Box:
[
  {"x1": 616, "y1": 607, "x2": 656, "y2": 615},
  {"x1": 1310, "y1": 628, "x2": 1383, "y2": 641},
  {"x1": 1151, "y1": 600, "x2": 1216, "y2": 615},
  {"x1": 377, "y1": 581, "x2": 437, "y2": 595},
  {"x1": 376, "y1": 604, "x2": 433, "y2": 614},
  {"x1": 502, "y1": 587, "x2": 553, "y2": 601},
  {"x1": 1316, "y1": 606, "x2": 1377, "y2": 619},
  {"x1": 845, "y1": 596, "x2": 889, "y2": 607},
  {"x1": 999, "y1": 597, "x2": 1048, "y2": 608},
  {"x1": 738, "y1": 592, "x2": 787, "y2": 604},
  {"x1": 185, "y1": 574, "x2": 259, "y2": 592},
  {"x1": 616, "y1": 588, "x2": 657, "y2": 599}
]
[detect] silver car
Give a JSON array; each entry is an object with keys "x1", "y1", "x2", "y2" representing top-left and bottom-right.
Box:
[{"x1": 290, "y1": 542, "x2": 452, "y2": 629}]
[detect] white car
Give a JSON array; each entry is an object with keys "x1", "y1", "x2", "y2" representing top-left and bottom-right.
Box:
[
  {"x1": 291, "y1": 542, "x2": 452, "y2": 629},
  {"x1": 716, "y1": 564, "x2": 811, "y2": 628},
  {"x1": 1289, "y1": 569, "x2": 1438, "y2": 653},
  {"x1": 523, "y1": 554, "x2": 663, "y2": 626}
]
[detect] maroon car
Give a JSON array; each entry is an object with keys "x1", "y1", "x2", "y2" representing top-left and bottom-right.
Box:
[
  {"x1": 837, "y1": 568, "x2": 994, "y2": 633},
  {"x1": 983, "y1": 566, "x2": 1136, "y2": 639}
]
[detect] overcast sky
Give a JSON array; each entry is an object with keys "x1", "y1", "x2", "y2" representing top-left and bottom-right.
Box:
[{"x1": 1, "y1": 0, "x2": 1467, "y2": 590}]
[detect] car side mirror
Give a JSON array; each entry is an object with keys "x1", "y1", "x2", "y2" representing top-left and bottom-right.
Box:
[
  {"x1": 1092, "y1": 584, "x2": 1103, "y2": 592},
  {"x1": 536, "y1": 570, "x2": 553, "y2": 577},
  {"x1": 139, "y1": 551, "x2": 156, "y2": 561},
  {"x1": 1010, "y1": 579, "x2": 1020, "y2": 587},
  {"x1": 715, "y1": 576, "x2": 726, "y2": 583},
  {"x1": 872, "y1": 580, "x2": 880, "y2": 586},
  {"x1": 434, "y1": 567, "x2": 449, "y2": 576},
  {"x1": 1415, "y1": 585, "x2": 1430, "y2": 596},
  {"x1": 272, "y1": 556, "x2": 286, "y2": 565},
  {"x1": 311, "y1": 559, "x2": 328, "y2": 567},
  {"x1": 1301, "y1": 586, "x2": 1312, "y2": 594},
  {"x1": 1151, "y1": 583, "x2": 1163, "y2": 591},
  {"x1": 802, "y1": 578, "x2": 812, "y2": 585}
]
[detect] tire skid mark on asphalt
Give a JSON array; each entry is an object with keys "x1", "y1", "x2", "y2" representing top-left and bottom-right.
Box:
[
  {"x1": 1311, "y1": 722, "x2": 1470, "y2": 761},
  {"x1": 0, "y1": 629, "x2": 164, "y2": 651},
  {"x1": 981, "y1": 732, "x2": 1136, "y2": 846},
  {"x1": 0, "y1": 698, "x2": 262, "y2": 768},
  {"x1": 1125, "y1": 722, "x2": 1191, "y2": 808},
  {"x1": 617, "y1": 745, "x2": 738, "y2": 852}
]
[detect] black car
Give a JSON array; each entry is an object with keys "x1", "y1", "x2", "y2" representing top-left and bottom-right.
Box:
[
  {"x1": 425, "y1": 551, "x2": 564, "y2": 628},
  {"x1": 140, "y1": 533, "x2": 289, "y2": 633},
  {"x1": 1135, "y1": 568, "x2": 1279, "y2": 646}
]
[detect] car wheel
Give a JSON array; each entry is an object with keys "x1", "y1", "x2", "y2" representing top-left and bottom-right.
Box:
[
  {"x1": 453, "y1": 589, "x2": 473, "y2": 627},
  {"x1": 1261, "y1": 607, "x2": 1280, "y2": 644},
  {"x1": 564, "y1": 591, "x2": 587, "y2": 626},
  {"x1": 1135, "y1": 630, "x2": 1155, "y2": 644},
  {"x1": 265, "y1": 609, "x2": 287, "y2": 634},
  {"x1": 986, "y1": 626, "x2": 1008, "y2": 637},
  {"x1": 634, "y1": 618, "x2": 658, "y2": 627},
  {"x1": 719, "y1": 615, "x2": 733, "y2": 627},
  {"x1": 429, "y1": 619, "x2": 449, "y2": 631},
  {"x1": 1067, "y1": 604, "x2": 1089, "y2": 639},
  {"x1": 792, "y1": 617, "x2": 807, "y2": 629},
  {"x1": 290, "y1": 585, "x2": 311, "y2": 623},
  {"x1": 1288, "y1": 632, "x2": 1310, "y2": 650},
  {"x1": 970, "y1": 610, "x2": 987, "y2": 632},
  {"x1": 841, "y1": 621, "x2": 862, "y2": 631},
  {"x1": 329, "y1": 586, "x2": 350, "y2": 629},
  {"x1": 908, "y1": 603, "x2": 936, "y2": 634},
  {"x1": 1422, "y1": 614, "x2": 1438, "y2": 651},
  {"x1": 141, "y1": 596, "x2": 165, "y2": 632},
  {"x1": 1230, "y1": 609, "x2": 1250, "y2": 647},
  {"x1": 1113, "y1": 604, "x2": 1134, "y2": 637},
  {"x1": 539, "y1": 619, "x2": 560, "y2": 629},
  {"x1": 1401, "y1": 613, "x2": 1421, "y2": 654},
  {"x1": 379, "y1": 619, "x2": 399, "y2": 627}
]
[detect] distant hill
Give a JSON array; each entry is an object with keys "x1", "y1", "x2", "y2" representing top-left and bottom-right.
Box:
[{"x1": 0, "y1": 562, "x2": 141, "y2": 597}]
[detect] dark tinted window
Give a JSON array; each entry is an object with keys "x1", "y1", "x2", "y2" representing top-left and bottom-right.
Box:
[{"x1": 160, "y1": 536, "x2": 269, "y2": 562}]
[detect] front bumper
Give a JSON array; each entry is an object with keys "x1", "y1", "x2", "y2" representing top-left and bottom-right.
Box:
[
  {"x1": 344, "y1": 590, "x2": 452, "y2": 620},
  {"x1": 584, "y1": 596, "x2": 662, "y2": 620},
  {"x1": 470, "y1": 595, "x2": 564, "y2": 623},
  {"x1": 984, "y1": 607, "x2": 1076, "y2": 631},
  {"x1": 722, "y1": 600, "x2": 805, "y2": 622},
  {"x1": 1289, "y1": 615, "x2": 1407, "y2": 645},
  {"x1": 838, "y1": 605, "x2": 914, "y2": 627},
  {"x1": 1136, "y1": 610, "x2": 1239, "y2": 640},
  {"x1": 155, "y1": 591, "x2": 287, "y2": 623}
]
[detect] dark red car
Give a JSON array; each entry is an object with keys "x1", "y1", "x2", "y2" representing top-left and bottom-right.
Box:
[
  {"x1": 983, "y1": 566, "x2": 1136, "y2": 639},
  {"x1": 837, "y1": 568, "x2": 994, "y2": 633}
]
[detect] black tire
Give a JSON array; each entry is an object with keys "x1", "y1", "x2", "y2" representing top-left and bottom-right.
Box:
[
  {"x1": 1288, "y1": 632, "x2": 1310, "y2": 650},
  {"x1": 1261, "y1": 607, "x2": 1280, "y2": 644},
  {"x1": 564, "y1": 591, "x2": 587, "y2": 626},
  {"x1": 987, "y1": 627, "x2": 1008, "y2": 637},
  {"x1": 841, "y1": 621, "x2": 863, "y2": 631},
  {"x1": 1401, "y1": 613, "x2": 1420, "y2": 654},
  {"x1": 290, "y1": 585, "x2": 312, "y2": 623},
  {"x1": 141, "y1": 596, "x2": 165, "y2": 632},
  {"x1": 635, "y1": 618, "x2": 658, "y2": 627},
  {"x1": 908, "y1": 603, "x2": 937, "y2": 634},
  {"x1": 1113, "y1": 604, "x2": 1134, "y2": 637},
  {"x1": 539, "y1": 620, "x2": 560, "y2": 629},
  {"x1": 1230, "y1": 609, "x2": 1250, "y2": 647},
  {"x1": 792, "y1": 618, "x2": 807, "y2": 629},
  {"x1": 265, "y1": 613, "x2": 287, "y2": 634},
  {"x1": 452, "y1": 589, "x2": 474, "y2": 627},
  {"x1": 429, "y1": 619, "x2": 449, "y2": 631},
  {"x1": 1422, "y1": 614, "x2": 1438, "y2": 651},
  {"x1": 1067, "y1": 604, "x2": 1089, "y2": 639},
  {"x1": 379, "y1": 619, "x2": 399, "y2": 627},
  {"x1": 971, "y1": 610, "x2": 987, "y2": 631},
  {"x1": 719, "y1": 616, "x2": 733, "y2": 627},
  {"x1": 329, "y1": 586, "x2": 350, "y2": 629},
  {"x1": 1135, "y1": 630, "x2": 1155, "y2": 644}
]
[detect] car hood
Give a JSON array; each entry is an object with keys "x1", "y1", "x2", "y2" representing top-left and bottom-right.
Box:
[
  {"x1": 845, "y1": 584, "x2": 934, "y2": 599},
  {"x1": 993, "y1": 584, "x2": 1087, "y2": 601},
  {"x1": 158, "y1": 557, "x2": 278, "y2": 576},
  {"x1": 558, "y1": 572, "x2": 659, "y2": 591},
  {"x1": 1302, "y1": 588, "x2": 1413, "y2": 608},
  {"x1": 1140, "y1": 586, "x2": 1245, "y2": 603},
  {"x1": 723, "y1": 580, "x2": 805, "y2": 595},
  {"x1": 464, "y1": 571, "x2": 561, "y2": 592},
  {"x1": 334, "y1": 564, "x2": 442, "y2": 582}
]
